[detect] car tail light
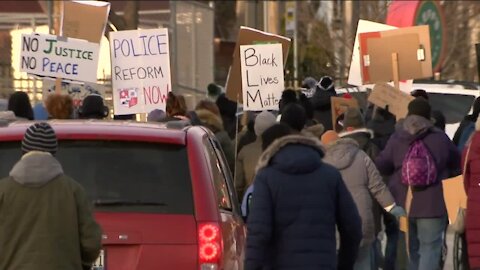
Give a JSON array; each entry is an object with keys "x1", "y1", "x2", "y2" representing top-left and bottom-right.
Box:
[{"x1": 198, "y1": 222, "x2": 222, "y2": 270}]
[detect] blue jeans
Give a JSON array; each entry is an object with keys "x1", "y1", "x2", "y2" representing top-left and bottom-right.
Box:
[{"x1": 408, "y1": 217, "x2": 447, "y2": 270}]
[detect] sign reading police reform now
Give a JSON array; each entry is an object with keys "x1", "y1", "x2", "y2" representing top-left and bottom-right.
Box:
[
  {"x1": 240, "y1": 43, "x2": 284, "y2": 111},
  {"x1": 20, "y1": 33, "x2": 99, "y2": 83},
  {"x1": 110, "y1": 28, "x2": 171, "y2": 115}
]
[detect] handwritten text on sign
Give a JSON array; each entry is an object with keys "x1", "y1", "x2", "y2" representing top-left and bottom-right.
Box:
[
  {"x1": 110, "y1": 28, "x2": 172, "y2": 115},
  {"x1": 240, "y1": 44, "x2": 284, "y2": 111},
  {"x1": 20, "y1": 33, "x2": 99, "y2": 83}
]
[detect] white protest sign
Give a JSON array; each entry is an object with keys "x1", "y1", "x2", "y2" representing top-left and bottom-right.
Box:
[
  {"x1": 42, "y1": 78, "x2": 105, "y2": 107},
  {"x1": 348, "y1": 20, "x2": 413, "y2": 93},
  {"x1": 240, "y1": 43, "x2": 284, "y2": 111},
  {"x1": 110, "y1": 28, "x2": 171, "y2": 115},
  {"x1": 20, "y1": 33, "x2": 99, "y2": 83}
]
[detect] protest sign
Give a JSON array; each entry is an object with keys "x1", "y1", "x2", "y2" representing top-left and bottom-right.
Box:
[
  {"x1": 331, "y1": 96, "x2": 359, "y2": 129},
  {"x1": 240, "y1": 44, "x2": 284, "y2": 111},
  {"x1": 226, "y1": 26, "x2": 291, "y2": 103},
  {"x1": 348, "y1": 20, "x2": 413, "y2": 93},
  {"x1": 42, "y1": 78, "x2": 105, "y2": 107},
  {"x1": 109, "y1": 28, "x2": 171, "y2": 115},
  {"x1": 61, "y1": 1, "x2": 111, "y2": 44},
  {"x1": 359, "y1": 33, "x2": 422, "y2": 84},
  {"x1": 442, "y1": 175, "x2": 467, "y2": 225},
  {"x1": 359, "y1": 25, "x2": 432, "y2": 85},
  {"x1": 20, "y1": 33, "x2": 100, "y2": 83},
  {"x1": 368, "y1": 83, "x2": 414, "y2": 119}
]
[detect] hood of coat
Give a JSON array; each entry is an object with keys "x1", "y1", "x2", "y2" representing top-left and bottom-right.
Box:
[
  {"x1": 310, "y1": 89, "x2": 336, "y2": 110},
  {"x1": 323, "y1": 138, "x2": 360, "y2": 170},
  {"x1": 196, "y1": 109, "x2": 224, "y2": 133},
  {"x1": 256, "y1": 135, "x2": 326, "y2": 175},
  {"x1": 339, "y1": 128, "x2": 373, "y2": 149},
  {"x1": 9, "y1": 151, "x2": 63, "y2": 187},
  {"x1": 396, "y1": 115, "x2": 434, "y2": 141}
]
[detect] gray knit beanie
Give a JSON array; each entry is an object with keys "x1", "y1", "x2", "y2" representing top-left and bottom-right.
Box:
[
  {"x1": 22, "y1": 122, "x2": 58, "y2": 154},
  {"x1": 254, "y1": 111, "x2": 276, "y2": 136}
]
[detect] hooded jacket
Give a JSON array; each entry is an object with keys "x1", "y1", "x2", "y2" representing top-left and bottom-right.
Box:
[
  {"x1": 0, "y1": 152, "x2": 102, "y2": 270},
  {"x1": 323, "y1": 139, "x2": 395, "y2": 246},
  {"x1": 339, "y1": 128, "x2": 379, "y2": 160},
  {"x1": 245, "y1": 135, "x2": 362, "y2": 270},
  {"x1": 375, "y1": 115, "x2": 460, "y2": 218},
  {"x1": 196, "y1": 109, "x2": 235, "y2": 173},
  {"x1": 366, "y1": 108, "x2": 396, "y2": 151},
  {"x1": 310, "y1": 88, "x2": 336, "y2": 131},
  {"x1": 461, "y1": 117, "x2": 480, "y2": 268}
]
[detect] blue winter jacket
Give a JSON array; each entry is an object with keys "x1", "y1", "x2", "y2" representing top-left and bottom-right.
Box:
[{"x1": 245, "y1": 135, "x2": 362, "y2": 270}]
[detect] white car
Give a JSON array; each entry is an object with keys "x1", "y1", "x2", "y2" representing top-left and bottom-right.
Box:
[{"x1": 336, "y1": 81, "x2": 480, "y2": 139}]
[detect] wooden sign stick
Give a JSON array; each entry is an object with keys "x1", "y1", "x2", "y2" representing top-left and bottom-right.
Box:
[{"x1": 392, "y1": 52, "x2": 400, "y2": 90}]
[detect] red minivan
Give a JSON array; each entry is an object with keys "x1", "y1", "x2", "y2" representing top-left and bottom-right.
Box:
[{"x1": 0, "y1": 120, "x2": 246, "y2": 270}]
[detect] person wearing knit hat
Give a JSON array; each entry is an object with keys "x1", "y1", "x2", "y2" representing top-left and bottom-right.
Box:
[
  {"x1": 147, "y1": 109, "x2": 166, "y2": 122},
  {"x1": 78, "y1": 94, "x2": 109, "y2": 119},
  {"x1": 235, "y1": 111, "x2": 276, "y2": 199},
  {"x1": 376, "y1": 99, "x2": 460, "y2": 270},
  {"x1": 280, "y1": 103, "x2": 307, "y2": 132},
  {"x1": 0, "y1": 122, "x2": 102, "y2": 269},
  {"x1": 323, "y1": 127, "x2": 402, "y2": 270},
  {"x1": 22, "y1": 122, "x2": 58, "y2": 154},
  {"x1": 339, "y1": 108, "x2": 380, "y2": 161},
  {"x1": 407, "y1": 97, "x2": 431, "y2": 119},
  {"x1": 321, "y1": 130, "x2": 339, "y2": 145}
]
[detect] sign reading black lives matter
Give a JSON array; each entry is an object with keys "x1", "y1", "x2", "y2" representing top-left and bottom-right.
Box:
[
  {"x1": 240, "y1": 43, "x2": 284, "y2": 111},
  {"x1": 20, "y1": 33, "x2": 99, "y2": 83},
  {"x1": 110, "y1": 28, "x2": 172, "y2": 115}
]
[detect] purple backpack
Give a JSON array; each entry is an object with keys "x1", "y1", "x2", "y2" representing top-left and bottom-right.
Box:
[{"x1": 401, "y1": 140, "x2": 437, "y2": 187}]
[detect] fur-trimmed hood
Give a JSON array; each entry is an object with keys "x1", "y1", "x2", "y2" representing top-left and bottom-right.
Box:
[
  {"x1": 196, "y1": 109, "x2": 224, "y2": 133},
  {"x1": 256, "y1": 135, "x2": 325, "y2": 174},
  {"x1": 338, "y1": 128, "x2": 374, "y2": 139}
]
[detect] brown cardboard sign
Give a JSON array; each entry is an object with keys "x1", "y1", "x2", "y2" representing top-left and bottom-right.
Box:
[
  {"x1": 331, "y1": 97, "x2": 359, "y2": 129},
  {"x1": 61, "y1": 1, "x2": 111, "y2": 44},
  {"x1": 360, "y1": 33, "x2": 423, "y2": 84},
  {"x1": 368, "y1": 83, "x2": 414, "y2": 119},
  {"x1": 225, "y1": 26, "x2": 291, "y2": 103},
  {"x1": 442, "y1": 175, "x2": 467, "y2": 225},
  {"x1": 380, "y1": 25, "x2": 432, "y2": 78}
]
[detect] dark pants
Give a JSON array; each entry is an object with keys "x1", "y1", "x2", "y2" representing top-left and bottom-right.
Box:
[{"x1": 383, "y1": 212, "x2": 399, "y2": 270}]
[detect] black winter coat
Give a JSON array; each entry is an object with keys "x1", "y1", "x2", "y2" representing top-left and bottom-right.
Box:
[{"x1": 245, "y1": 135, "x2": 362, "y2": 270}]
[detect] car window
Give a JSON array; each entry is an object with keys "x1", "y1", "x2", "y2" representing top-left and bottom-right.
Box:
[
  {"x1": 203, "y1": 137, "x2": 232, "y2": 211},
  {"x1": 0, "y1": 141, "x2": 194, "y2": 214},
  {"x1": 428, "y1": 93, "x2": 475, "y2": 124}
]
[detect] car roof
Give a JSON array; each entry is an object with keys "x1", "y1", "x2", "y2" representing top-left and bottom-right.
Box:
[
  {"x1": 338, "y1": 81, "x2": 480, "y2": 96},
  {"x1": 0, "y1": 120, "x2": 191, "y2": 145}
]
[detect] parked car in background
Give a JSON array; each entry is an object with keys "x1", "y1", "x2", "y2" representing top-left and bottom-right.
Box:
[
  {"x1": 337, "y1": 80, "x2": 480, "y2": 139},
  {"x1": 0, "y1": 120, "x2": 246, "y2": 270}
]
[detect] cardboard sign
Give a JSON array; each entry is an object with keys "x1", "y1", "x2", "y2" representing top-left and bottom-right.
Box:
[
  {"x1": 368, "y1": 83, "x2": 414, "y2": 119},
  {"x1": 240, "y1": 44, "x2": 284, "y2": 111},
  {"x1": 348, "y1": 20, "x2": 413, "y2": 93},
  {"x1": 110, "y1": 28, "x2": 172, "y2": 115},
  {"x1": 20, "y1": 33, "x2": 100, "y2": 83},
  {"x1": 359, "y1": 25, "x2": 433, "y2": 84},
  {"x1": 360, "y1": 33, "x2": 422, "y2": 84},
  {"x1": 331, "y1": 97, "x2": 359, "y2": 128},
  {"x1": 226, "y1": 26, "x2": 291, "y2": 103},
  {"x1": 61, "y1": 1, "x2": 111, "y2": 44},
  {"x1": 442, "y1": 175, "x2": 467, "y2": 225},
  {"x1": 42, "y1": 78, "x2": 105, "y2": 107}
]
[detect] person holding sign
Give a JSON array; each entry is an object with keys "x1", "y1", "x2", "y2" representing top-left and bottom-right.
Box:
[{"x1": 375, "y1": 98, "x2": 460, "y2": 270}]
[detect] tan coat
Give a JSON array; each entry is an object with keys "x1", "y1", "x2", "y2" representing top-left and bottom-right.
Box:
[{"x1": 235, "y1": 139, "x2": 262, "y2": 199}]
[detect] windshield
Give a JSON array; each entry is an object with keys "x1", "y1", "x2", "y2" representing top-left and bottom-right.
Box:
[
  {"x1": 428, "y1": 93, "x2": 475, "y2": 124},
  {"x1": 0, "y1": 141, "x2": 193, "y2": 214}
]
